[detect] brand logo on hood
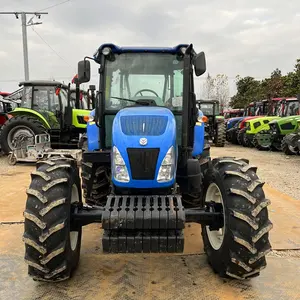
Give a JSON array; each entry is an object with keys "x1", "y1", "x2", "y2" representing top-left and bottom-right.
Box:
[{"x1": 139, "y1": 137, "x2": 148, "y2": 146}]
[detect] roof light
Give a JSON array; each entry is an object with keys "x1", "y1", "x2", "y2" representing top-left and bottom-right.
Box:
[
  {"x1": 102, "y1": 47, "x2": 111, "y2": 55},
  {"x1": 180, "y1": 47, "x2": 187, "y2": 54}
]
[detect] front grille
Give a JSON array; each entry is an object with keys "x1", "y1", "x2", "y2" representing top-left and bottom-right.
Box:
[
  {"x1": 127, "y1": 148, "x2": 160, "y2": 180},
  {"x1": 120, "y1": 115, "x2": 168, "y2": 136}
]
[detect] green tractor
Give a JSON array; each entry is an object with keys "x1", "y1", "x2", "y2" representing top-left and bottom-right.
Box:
[
  {"x1": 197, "y1": 99, "x2": 226, "y2": 147},
  {"x1": 242, "y1": 116, "x2": 281, "y2": 148},
  {"x1": 281, "y1": 119, "x2": 300, "y2": 155},
  {"x1": 0, "y1": 80, "x2": 92, "y2": 154},
  {"x1": 253, "y1": 97, "x2": 300, "y2": 151}
]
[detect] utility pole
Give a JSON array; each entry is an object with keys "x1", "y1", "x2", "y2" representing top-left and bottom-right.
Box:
[{"x1": 0, "y1": 11, "x2": 48, "y2": 81}]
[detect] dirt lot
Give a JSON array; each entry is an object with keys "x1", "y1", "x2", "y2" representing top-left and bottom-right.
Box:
[{"x1": 0, "y1": 144, "x2": 300, "y2": 300}]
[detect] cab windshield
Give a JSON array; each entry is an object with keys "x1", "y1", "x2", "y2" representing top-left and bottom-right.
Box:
[
  {"x1": 21, "y1": 86, "x2": 61, "y2": 111},
  {"x1": 104, "y1": 53, "x2": 184, "y2": 111},
  {"x1": 285, "y1": 101, "x2": 299, "y2": 116},
  {"x1": 200, "y1": 103, "x2": 219, "y2": 115}
]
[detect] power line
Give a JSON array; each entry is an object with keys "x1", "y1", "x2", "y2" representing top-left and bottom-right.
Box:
[
  {"x1": 31, "y1": 26, "x2": 73, "y2": 68},
  {"x1": 0, "y1": 11, "x2": 48, "y2": 81},
  {"x1": 38, "y1": 0, "x2": 72, "y2": 12}
]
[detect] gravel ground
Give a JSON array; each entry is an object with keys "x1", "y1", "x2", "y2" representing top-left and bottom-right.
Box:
[
  {"x1": 211, "y1": 143, "x2": 300, "y2": 200},
  {"x1": 1, "y1": 143, "x2": 299, "y2": 199}
]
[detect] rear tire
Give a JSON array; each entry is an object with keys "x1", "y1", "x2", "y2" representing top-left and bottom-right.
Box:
[
  {"x1": 242, "y1": 132, "x2": 253, "y2": 148},
  {"x1": 202, "y1": 157, "x2": 272, "y2": 279},
  {"x1": 215, "y1": 122, "x2": 226, "y2": 147},
  {"x1": 23, "y1": 157, "x2": 82, "y2": 282},
  {"x1": 237, "y1": 128, "x2": 245, "y2": 145},
  {"x1": 0, "y1": 115, "x2": 47, "y2": 154},
  {"x1": 81, "y1": 161, "x2": 111, "y2": 206}
]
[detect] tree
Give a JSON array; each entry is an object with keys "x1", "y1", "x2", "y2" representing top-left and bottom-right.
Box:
[
  {"x1": 202, "y1": 73, "x2": 216, "y2": 99},
  {"x1": 230, "y1": 76, "x2": 263, "y2": 108},
  {"x1": 214, "y1": 74, "x2": 230, "y2": 110}
]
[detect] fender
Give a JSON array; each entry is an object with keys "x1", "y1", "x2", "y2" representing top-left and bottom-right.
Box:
[
  {"x1": 215, "y1": 115, "x2": 225, "y2": 123},
  {"x1": 72, "y1": 108, "x2": 90, "y2": 129},
  {"x1": 9, "y1": 108, "x2": 51, "y2": 129},
  {"x1": 192, "y1": 109, "x2": 205, "y2": 156},
  {"x1": 86, "y1": 109, "x2": 100, "y2": 151}
]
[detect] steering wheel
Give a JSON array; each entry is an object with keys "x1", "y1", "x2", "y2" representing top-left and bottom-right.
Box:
[{"x1": 134, "y1": 89, "x2": 159, "y2": 97}]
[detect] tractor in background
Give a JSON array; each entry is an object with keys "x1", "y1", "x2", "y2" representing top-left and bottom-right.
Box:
[
  {"x1": 252, "y1": 97, "x2": 300, "y2": 151},
  {"x1": 0, "y1": 93, "x2": 17, "y2": 128},
  {"x1": 23, "y1": 43, "x2": 272, "y2": 282},
  {"x1": 0, "y1": 80, "x2": 92, "y2": 154},
  {"x1": 197, "y1": 99, "x2": 226, "y2": 147}
]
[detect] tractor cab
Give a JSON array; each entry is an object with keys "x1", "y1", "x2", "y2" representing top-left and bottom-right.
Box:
[
  {"x1": 196, "y1": 99, "x2": 226, "y2": 146},
  {"x1": 197, "y1": 99, "x2": 220, "y2": 116}
]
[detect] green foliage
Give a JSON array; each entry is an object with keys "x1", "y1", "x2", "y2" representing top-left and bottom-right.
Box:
[{"x1": 230, "y1": 59, "x2": 300, "y2": 108}]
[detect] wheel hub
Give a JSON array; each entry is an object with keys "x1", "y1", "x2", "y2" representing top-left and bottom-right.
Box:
[{"x1": 205, "y1": 183, "x2": 225, "y2": 250}]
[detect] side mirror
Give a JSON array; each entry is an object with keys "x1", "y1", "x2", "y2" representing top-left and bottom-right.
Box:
[
  {"x1": 194, "y1": 52, "x2": 206, "y2": 77},
  {"x1": 78, "y1": 60, "x2": 91, "y2": 83}
]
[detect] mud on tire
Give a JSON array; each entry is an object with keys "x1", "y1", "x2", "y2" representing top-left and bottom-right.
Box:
[
  {"x1": 23, "y1": 157, "x2": 82, "y2": 282},
  {"x1": 202, "y1": 157, "x2": 273, "y2": 280}
]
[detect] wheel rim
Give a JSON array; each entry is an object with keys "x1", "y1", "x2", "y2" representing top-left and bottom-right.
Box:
[
  {"x1": 205, "y1": 183, "x2": 225, "y2": 250},
  {"x1": 288, "y1": 144, "x2": 298, "y2": 154},
  {"x1": 70, "y1": 184, "x2": 79, "y2": 251},
  {"x1": 7, "y1": 125, "x2": 35, "y2": 150}
]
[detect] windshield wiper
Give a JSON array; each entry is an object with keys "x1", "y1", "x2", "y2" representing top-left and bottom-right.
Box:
[
  {"x1": 110, "y1": 96, "x2": 164, "y2": 107},
  {"x1": 110, "y1": 96, "x2": 139, "y2": 104}
]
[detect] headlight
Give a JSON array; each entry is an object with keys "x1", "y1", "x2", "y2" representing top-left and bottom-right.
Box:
[
  {"x1": 112, "y1": 146, "x2": 129, "y2": 182},
  {"x1": 157, "y1": 146, "x2": 175, "y2": 182},
  {"x1": 102, "y1": 47, "x2": 111, "y2": 55}
]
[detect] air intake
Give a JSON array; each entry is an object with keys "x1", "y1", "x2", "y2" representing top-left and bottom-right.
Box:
[{"x1": 120, "y1": 115, "x2": 168, "y2": 136}]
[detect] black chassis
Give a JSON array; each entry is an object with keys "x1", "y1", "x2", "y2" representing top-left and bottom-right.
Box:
[{"x1": 78, "y1": 150, "x2": 224, "y2": 231}]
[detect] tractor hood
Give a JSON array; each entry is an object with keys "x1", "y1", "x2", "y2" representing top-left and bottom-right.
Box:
[
  {"x1": 112, "y1": 106, "x2": 176, "y2": 148},
  {"x1": 269, "y1": 115, "x2": 300, "y2": 125},
  {"x1": 111, "y1": 106, "x2": 177, "y2": 189}
]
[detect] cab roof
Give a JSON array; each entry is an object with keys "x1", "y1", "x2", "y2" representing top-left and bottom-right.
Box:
[
  {"x1": 19, "y1": 80, "x2": 67, "y2": 88},
  {"x1": 95, "y1": 43, "x2": 189, "y2": 56}
]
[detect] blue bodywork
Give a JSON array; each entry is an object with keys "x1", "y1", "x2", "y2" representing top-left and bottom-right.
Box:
[
  {"x1": 192, "y1": 109, "x2": 205, "y2": 157},
  {"x1": 112, "y1": 107, "x2": 176, "y2": 189},
  {"x1": 226, "y1": 117, "x2": 245, "y2": 130},
  {"x1": 86, "y1": 109, "x2": 99, "y2": 151},
  {"x1": 86, "y1": 44, "x2": 206, "y2": 189}
]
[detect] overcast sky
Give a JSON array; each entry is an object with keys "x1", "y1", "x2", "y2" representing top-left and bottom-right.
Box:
[{"x1": 1, "y1": 0, "x2": 300, "y2": 97}]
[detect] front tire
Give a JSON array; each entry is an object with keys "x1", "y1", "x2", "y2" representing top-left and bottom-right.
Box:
[
  {"x1": 202, "y1": 157, "x2": 272, "y2": 279},
  {"x1": 23, "y1": 157, "x2": 82, "y2": 282},
  {"x1": 281, "y1": 134, "x2": 299, "y2": 155}
]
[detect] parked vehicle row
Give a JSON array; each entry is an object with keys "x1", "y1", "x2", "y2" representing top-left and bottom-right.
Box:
[{"x1": 226, "y1": 96, "x2": 300, "y2": 155}]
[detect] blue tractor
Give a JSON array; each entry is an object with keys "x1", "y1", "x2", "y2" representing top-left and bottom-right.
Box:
[{"x1": 23, "y1": 44, "x2": 272, "y2": 282}]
